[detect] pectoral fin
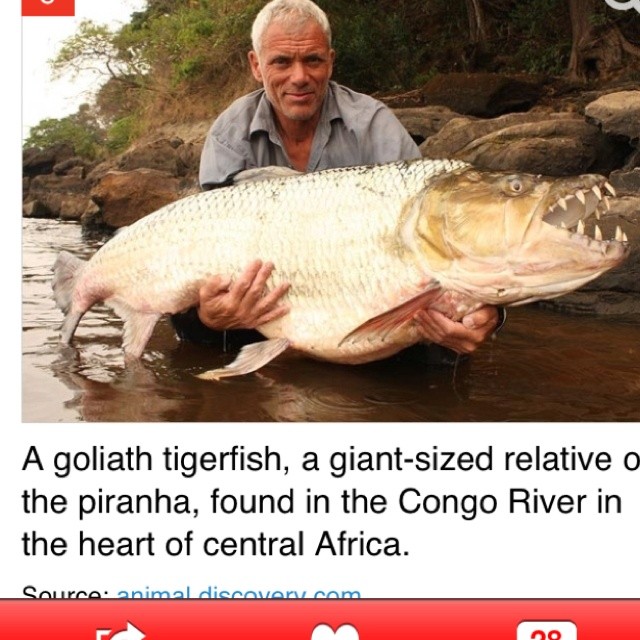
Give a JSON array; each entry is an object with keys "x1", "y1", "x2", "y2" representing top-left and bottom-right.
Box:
[
  {"x1": 339, "y1": 285, "x2": 442, "y2": 346},
  {"x1": 197, "y1": 338, "x2": 290, "y2": 381},
  {"x1": 109, "y1": 299, "x2": 161, "y2": 360}
]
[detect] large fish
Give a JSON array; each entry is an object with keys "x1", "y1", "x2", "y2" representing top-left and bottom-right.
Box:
[{"x1": 52, "y1": 158, "x2": 629, "y2": 380}]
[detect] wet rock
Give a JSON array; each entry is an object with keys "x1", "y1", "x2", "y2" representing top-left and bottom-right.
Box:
[
  {"x1": 25, "y1": 173, "x2": 93, "y2": 221},
  {"x1": 88, "y1": 169, "x2": 183, "y2": 228},
  {"x1": 22, "y1": 199, "x2": 55, "y2": 219},
  {"x1": 58, "y1": 196, "x2": 95, "y2": 221}
]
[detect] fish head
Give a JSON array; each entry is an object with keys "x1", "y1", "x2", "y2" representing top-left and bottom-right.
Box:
[{"x1": 414, "y1": 167, "x2": 630, "y2": 305}]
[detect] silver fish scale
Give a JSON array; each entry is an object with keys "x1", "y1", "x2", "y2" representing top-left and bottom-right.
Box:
[{"x1": 80, "y1": 158, "x2": 469, "y2": 359}]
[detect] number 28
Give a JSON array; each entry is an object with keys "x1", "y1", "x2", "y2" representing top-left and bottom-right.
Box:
[{"x1": 531, "y1": 632, "x2": 562, "y2": 640}]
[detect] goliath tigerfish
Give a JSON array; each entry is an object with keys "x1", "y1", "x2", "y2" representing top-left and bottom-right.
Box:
[{"x1": 52, "y1": 158, "x2": 629, "y2": 380}]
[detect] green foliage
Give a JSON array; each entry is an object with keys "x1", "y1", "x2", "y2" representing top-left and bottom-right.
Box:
[
  {"x1": 51, "y1": 20, "x2": 146, "y2": 82},
  {"x1": 44, "y1": 0, "x2": 640, "y2": 149},
  {"x1": 325, "y1": 1, "x2": 427, "y2": 92},
  {"x1": 499, "y1": 0, "x2": 573, "y2": 74},
  {"x1": 23, "y1": 108, "x2": 104, "y2": 159},
  {"x1": 105, "y1": 116, "x2": 139, "y2": 154},
  {"x1": 118, "y1": 0, "x2": 260, "y2": 89}
]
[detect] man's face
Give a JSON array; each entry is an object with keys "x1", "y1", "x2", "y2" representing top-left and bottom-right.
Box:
[{"x1": 249, "y1": 19, "x2": 335, "y2": 124}]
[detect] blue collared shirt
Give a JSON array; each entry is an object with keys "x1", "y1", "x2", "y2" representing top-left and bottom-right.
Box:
[{"x1": 199, "y1": 81, "x2": 421, "y2": 189}]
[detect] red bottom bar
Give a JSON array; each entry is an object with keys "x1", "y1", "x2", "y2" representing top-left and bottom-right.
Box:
[{"x1": 2, "y1": 599, "x2": 638, "y2": 639}]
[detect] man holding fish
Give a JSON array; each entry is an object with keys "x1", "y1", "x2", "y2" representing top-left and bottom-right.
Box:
[{"x1": 173, "y1": 0, "x2": 502, "y2": 358}]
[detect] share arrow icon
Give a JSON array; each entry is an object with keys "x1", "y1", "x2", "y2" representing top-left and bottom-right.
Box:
[{"x1": 96, "y1": 622, "x2": 145, "y2": 640}]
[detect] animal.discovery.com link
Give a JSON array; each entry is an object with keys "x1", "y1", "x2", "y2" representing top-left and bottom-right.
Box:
[{"x1": 112, "y1": 586, "x2": 362, "y2": 599}]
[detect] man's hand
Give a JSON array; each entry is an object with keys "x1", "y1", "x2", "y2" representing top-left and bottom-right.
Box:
[
  {"x1": 196, "y1": 259, "x2": 290, "y2": 330},
  {"x1": 413, "y1": 305, "x2": 499, "y2": 354}
]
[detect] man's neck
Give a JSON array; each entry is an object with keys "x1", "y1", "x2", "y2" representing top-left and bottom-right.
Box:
[{"x1": 274, "y1": 110, "x2": 322, "y2": 171}]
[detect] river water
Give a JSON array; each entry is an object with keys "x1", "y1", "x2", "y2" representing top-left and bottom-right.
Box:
[{"x1": 22, "y1": 219, "x2": 640, "y2": 422}]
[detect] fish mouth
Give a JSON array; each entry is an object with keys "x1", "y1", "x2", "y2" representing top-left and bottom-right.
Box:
[{"x1": 540, "y1": 177, "x2": 629, "y2": 258}]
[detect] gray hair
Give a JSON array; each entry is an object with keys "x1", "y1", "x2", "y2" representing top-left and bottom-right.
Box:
[{"x1": 251, "y1": 0, "x2": 332, "y2": 55}]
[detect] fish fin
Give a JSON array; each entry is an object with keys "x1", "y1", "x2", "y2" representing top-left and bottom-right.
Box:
[
  {"x1": 52, "y1": 251, "x2": 85, "y2": 314},
  {"x1": 52, "y1": 251, "x2": 89, "y2": 345},
  {"x1": 59, "y1": 312, "x2": 84, "y2": 345},
  {"x1": 196, "y1": 338, "x2": 290, "y2": 381},
  {"x1": 232, "y1": 166, "x2": 302, "y2": 184},
  {"x1": 339, "y1": 285, "x2": 442, "y2": 346},
  {"x1": 110, "y1": 301, "x2": 161, "y2": 359}
]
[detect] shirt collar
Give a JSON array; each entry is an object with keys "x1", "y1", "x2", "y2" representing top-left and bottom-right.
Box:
[{"x1": 248, "y1": 81, "x2": 343, "y2": 139}]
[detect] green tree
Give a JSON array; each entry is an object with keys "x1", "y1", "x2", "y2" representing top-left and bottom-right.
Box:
[{"x1": 23, "y1": 104, "x2": 105, "y2": 159}]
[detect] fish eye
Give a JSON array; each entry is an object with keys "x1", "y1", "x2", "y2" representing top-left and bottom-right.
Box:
[{"x1": 510, "y1": 178, "x2": 523, "y2": 193}]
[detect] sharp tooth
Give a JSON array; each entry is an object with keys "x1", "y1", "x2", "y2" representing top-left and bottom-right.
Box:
[
  {"x1": 577, "y1": 219, "x2": 585, "y2": 235},
  {"x1": 595, "y1": 208, "x2": 601, "y2": 220},
  {"x1": 560, "y1": 221, "x2": 567, "y2": 229},
  {"x1": 576, "y1": 190, "x2": 586, "y2": 205},
  {"x1": 604, "y1": 181, "x2": 617, "y2": 197},
  {"x1": 623, "y1": 232, "x2": 628, "y2": 242},
  {"x1": 594, "y1": 224, "x2": 603, "y2": 241},
  {"x1": 592, "y1": 185, "x2": 602, "y2": 200},
  {"x1": 558, "y1": 197, "x2": 568, "y2": 211},
  {"x1": 603, "y1": 196, "x2": 611, "y2": 211},
  {"x1": 615, "y1": 226, "x2": 623, "y2": 242}
]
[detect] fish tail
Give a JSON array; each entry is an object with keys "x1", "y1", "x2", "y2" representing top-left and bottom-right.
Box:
[{"x1": 52, "y1": 251, "x2": 87, "y2": 344}]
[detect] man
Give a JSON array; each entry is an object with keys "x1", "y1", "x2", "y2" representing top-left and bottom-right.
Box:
[{"x1": 173, "y1": 0, "x2": 501, "y2": 357}]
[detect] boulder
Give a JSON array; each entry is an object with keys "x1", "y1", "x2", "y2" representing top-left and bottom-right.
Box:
[
  {"x1": 393, "y1": 106, "x2": 462, "y2": 145},
  {"x1": 22, "y1": 199, "x2": 55, "y2": 219},
  {"x1": 88, "y1": 169, "x2": 183, "y2": 228},
  {"x1": 22, "y1": 144, "x2": 74, "y2": 178},
  {"x1": 585, "y1": 91, "x2": 640, "y2": 143},
  {"x1": 53, "y1": 156, "x2": 87, "y2": 177},
  {"x1": 419, "y1": 73, "x2": 544, "y2": 117},
  {"x1": 25, "y1": 173, "x2": 93, "y2": 221},
  {"x1": 117, "y1": 138, "x2": 190, "y2": 176},
  {"x1": 609, "y1": 167, "x2": 640, "y2": 196},
  {"x1": 421, "y1": 112, "x2": 626, "y2": 176}
]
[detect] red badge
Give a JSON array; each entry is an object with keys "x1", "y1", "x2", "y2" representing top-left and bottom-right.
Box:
[{"x1": 22, "y1": 0, "x2": 75, "y2": 17}]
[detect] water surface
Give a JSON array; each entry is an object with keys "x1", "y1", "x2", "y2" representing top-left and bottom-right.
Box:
[{"x1": 22, "y1": 219, "x2": 640, "y2": 422}]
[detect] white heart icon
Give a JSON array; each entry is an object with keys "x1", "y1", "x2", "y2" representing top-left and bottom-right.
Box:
[{"x1": 311, "y1": 624, "x2": 359, "y2": 640}]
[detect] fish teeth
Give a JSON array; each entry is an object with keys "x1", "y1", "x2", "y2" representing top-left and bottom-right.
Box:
[
  {"x1": 558, "y1": 197, "x2": 568, "y2": 211},
  {"x1": 577, "y1": 219, "x2": 585, "y2": 235},
  {"x1": 594, "y1": 224, "x2": 603, "y2": 241},
  {"x1": 615, "y1": 226, "x2": 623, "y2": 242},
  {"x1": 604, "y1": 182, "x2": 616, "y2": 197},
  {"x1": 603, "y1": 196, "x2": 611, "y2": 211},
  {"x1": 576, "y1": 190, "x2": 586, "y2": 205},
  {"x1": 592, "y1": 185, "x2": 602, "y2": 200},
  {"x1": 623, "y1": 231, "x2": 629, "y2": 243}
]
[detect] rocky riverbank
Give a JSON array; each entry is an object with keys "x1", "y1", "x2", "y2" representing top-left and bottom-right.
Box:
[{"x1": 22, "y1": 73, "x2": 640, "y2": 316}]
